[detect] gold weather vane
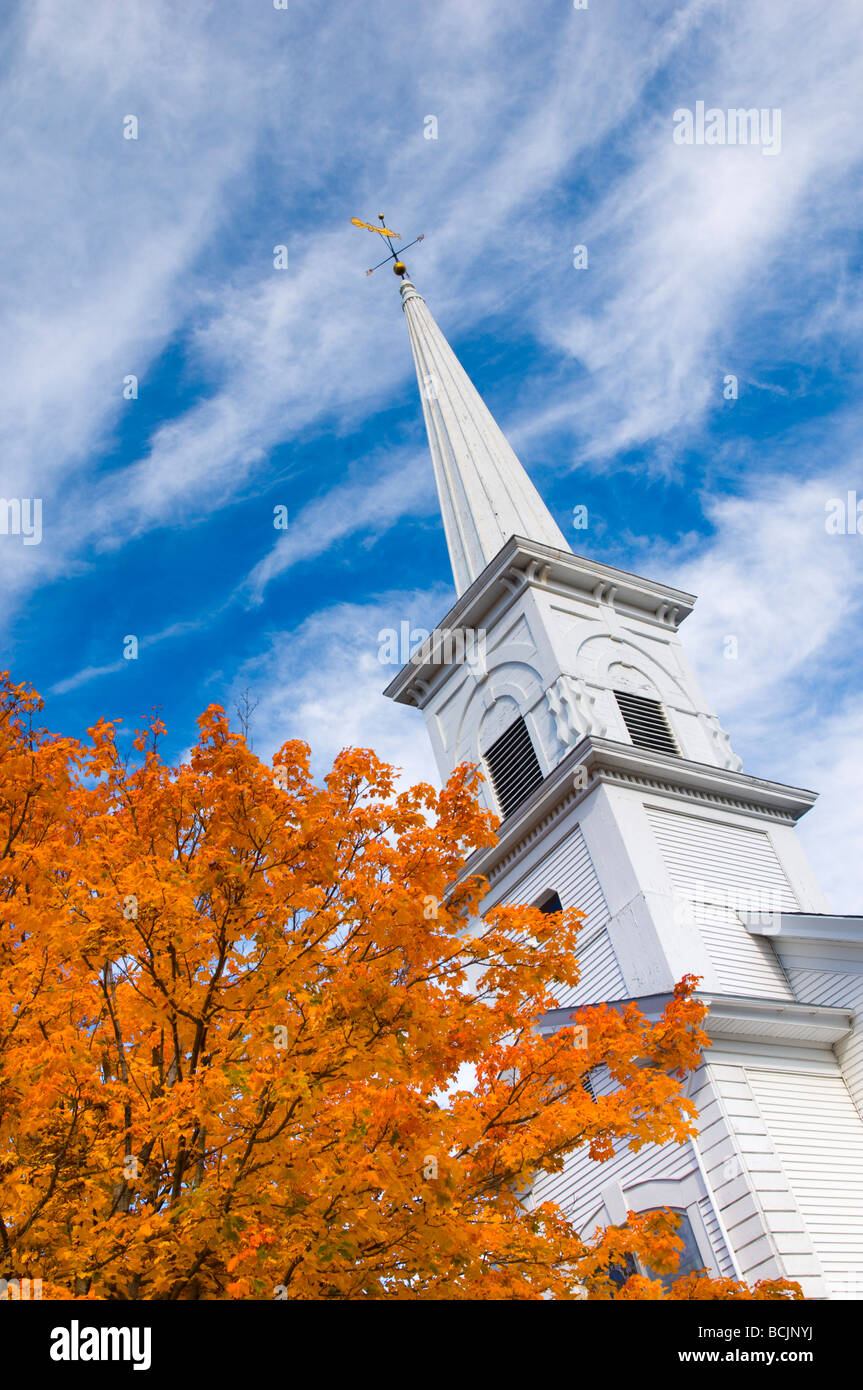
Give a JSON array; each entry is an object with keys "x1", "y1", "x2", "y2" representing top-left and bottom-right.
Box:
[{"x1": 351, "y1": 212, "x2": 425, "y2": 276}]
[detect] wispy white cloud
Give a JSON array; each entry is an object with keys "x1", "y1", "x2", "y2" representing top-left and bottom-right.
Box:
[
  {"x1": 49, "y1": 617, "x2": 210, "y2": 695},
  {"x1": 668, "y1": 475, "x2": 863, "y2": 718},
  {"x1": 230, "y1": 589, "x2": 449, "y2": 791},
  {"x1": 651, "y1": 463, "x2": 863, "y2": 911},
  {"x1": 243, "y1": 444, "x2": 437, "y2": 603},
  {"x1": 523, "y1": 0, "x2": 863, "y2": 463},
  {"x1": 0, "y1": 0, "x2": 747, "y2": 610},
  {"x1": 0, "y1": 0, "x2": 283, "y2": 597}
]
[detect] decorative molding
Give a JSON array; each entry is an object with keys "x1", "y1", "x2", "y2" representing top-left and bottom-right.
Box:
[
  {"x1": 404, "y1": 676, "x2": 432, "y2": 707},
  {"x1": 545, "y1": 674, "x2": 608, "y2": 750},
  {"x1": 501, "y1": 568, "x2": 525, "y2": 596},
  {"x1": 743, "y1": 912, "x2": 863, "y2": 948},
  {"x1": 596, "y1": 766, "x2": 798, "y2": 822},
  {"x1": 464, "y1": 736, "x2": 818, "y2": 889},
  {"x1": 526, "y1": 560, "x2": 551, "y2": 586},
  {"x1": 592, "y1": 580, "x2": 618, "y2": 606},
  {"x1": 383, "y1": 535, "x2": 698, "y2": 706},
  {"x1": 656, "y1": 603, "x2": 680, "y2": 627},
  {"x1": 701, "y1": 712, "x2": 744, "y2": 773},
  {"x1": 700, "y1": 994, "x2": 853, "y2": 1047}
]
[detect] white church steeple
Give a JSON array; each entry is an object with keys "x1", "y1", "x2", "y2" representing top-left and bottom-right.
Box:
[
  {"x1": 382, "y1": 262, "x2": 863, "y2": 1302},
  {"x1": 399, "y1": 274, "x2": 569, "y2": 594},
  {"x1": 388, "y1": 273, "x2": 745, "y2": 790}
]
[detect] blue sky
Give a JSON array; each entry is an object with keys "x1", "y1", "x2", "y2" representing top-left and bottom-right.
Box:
[{"x1": 2, "y1": 0, "x2": 863, "y2": 908}]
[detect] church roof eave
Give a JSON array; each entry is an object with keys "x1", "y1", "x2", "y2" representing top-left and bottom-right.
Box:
[
  {"x1": 742, "y1": 912, "x2": 863, "y2": 946},
  {"x1": 742, "y1": 912, "x2": 863, "y2": 975},
  {"x1": 538, "y1": 993, "x2": 853, "y2": 1049}
]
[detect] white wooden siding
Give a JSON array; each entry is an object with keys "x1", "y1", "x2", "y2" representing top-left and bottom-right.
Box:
[
  {"x1": 558, "y1": 928, "x2": 627, "y2": 1008},
  {"x1": 646, "y1": 807, "x2": 796, "y2": 999},
  {"x1": 507, "y1": 825, "x2": 702, "y2": 1256},
  {"x1": 687, "y1": 1066, "x2": 749, "y2": 1280},
  {"x1": 690, "y1": 1064, "x2": 787, "y2": 1284},
  {"x1": 786, "y1": 968, "x2": 863, "y2": 1121},
  {"x1": 697, "y1": 1192, "x2": 736, "y2": 1279},
  {"x1": 494, "y1": 824, "x2": 626, "y2": 1007},
  {"x1": 532, "y1": 1062, "x2": 698, "y2": 1233},
  {"x1": 746, "y1": 1066, "x2": 863, "y2": 1298}
]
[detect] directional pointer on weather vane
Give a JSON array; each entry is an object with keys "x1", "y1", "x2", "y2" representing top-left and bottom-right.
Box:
[{"x1": 351, "y1": 214, "x2": 425, "y2": 277}]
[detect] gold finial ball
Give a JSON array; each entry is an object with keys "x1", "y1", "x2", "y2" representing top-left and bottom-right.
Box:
[{"x1": 393, "y1": 260, "x2": 407, "y2": 276}]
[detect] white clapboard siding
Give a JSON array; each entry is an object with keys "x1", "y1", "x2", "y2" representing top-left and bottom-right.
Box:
[
  {"x1": 500, "y1": 824, "x2": 626, "y2": 1007},
  {"x1": 687, "y1": 1066, "x2": 746, "y2": 1279},
  {"x1": 697, "y1": 1193, "x2": 737, "y2": 1279},
  {"x1": 557, "y1": 928, "x2": 627, "y2": 1008},
  {"x1": 646, "y1": 807, "x2": 796, "y2": 999},
  {"x1": 520, "y1": 830, "x2": 697, "y2": 1242},
  {"x1": 747, "y1": 1066, "x2": 863, "y2": 1298},
  {"x1": 532, "y1": 1063, "x2": 697, "y2": 1230},
  {"x1": 786, "y1": 969, "x2": 863, "y2": 1121},
  {"x1": 696, "y1": 1062, "x2": 801, "y2": 1285}
]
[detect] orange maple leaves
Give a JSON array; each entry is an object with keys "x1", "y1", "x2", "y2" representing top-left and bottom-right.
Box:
[{"x1": 0, "y1": 672, "x2": 800, "y2": 1300}]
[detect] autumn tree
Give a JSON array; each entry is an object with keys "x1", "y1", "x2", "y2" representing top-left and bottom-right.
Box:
[{"x1": 0, "y1": 672, "x2": 800, "y2": 1300}]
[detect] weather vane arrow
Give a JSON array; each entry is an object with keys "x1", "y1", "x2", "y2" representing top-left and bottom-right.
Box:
[{"x1": 351, "y1": 213, "x2": 425, "y2": 277}]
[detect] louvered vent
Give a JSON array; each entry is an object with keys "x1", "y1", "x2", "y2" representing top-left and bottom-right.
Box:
[
  {"x1": 614, "y1": 690, "x2": 678, "y2": 755},
  {"x1": 484, "y1": 716, "x2": 544, "y2": 818}
]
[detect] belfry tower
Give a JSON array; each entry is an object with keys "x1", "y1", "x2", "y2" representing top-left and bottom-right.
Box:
[{"x1": 382, "y1": 266, "x2": 863, "y2": 1299}]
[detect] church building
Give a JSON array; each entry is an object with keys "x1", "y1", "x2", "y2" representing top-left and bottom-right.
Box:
[{"x1": 381, "y1": 261, "x2": 863, "y2": 1298}]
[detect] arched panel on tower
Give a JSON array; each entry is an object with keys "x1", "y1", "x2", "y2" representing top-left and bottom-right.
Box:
[
  {"x1": 454, "y1": 658, "x2": 548, "y2": 767},
  {"x1": 477, "y1": 694, "x2": 521, "y2": 754},
  {"x1": 578, "y1": 633, "x2": 697, "y2": 710},
  {"x1": 607, "y1": 661, "x2": 661, "y2": 698},
  {"x1": 431, "y1": 651, "x2": 543, "y2": 769},
  {"x1": 572, "y1": 632, "x2": 737, "y2": 764}
]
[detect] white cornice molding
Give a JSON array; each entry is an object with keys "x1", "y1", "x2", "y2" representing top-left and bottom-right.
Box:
[
  {"x1": 699, "y1": 994, "x2": 853, "y2": 1046},
  {"x1": 463, "y1": 737, "x2": 818, "y2": 889},
  {"x1": 383, "y1": 535, "x2": 697, "y2": 706}
]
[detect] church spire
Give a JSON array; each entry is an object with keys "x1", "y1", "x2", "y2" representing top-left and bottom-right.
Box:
[{"x1": 397, "y1": 274, "x2": 570, "y2": 595}]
